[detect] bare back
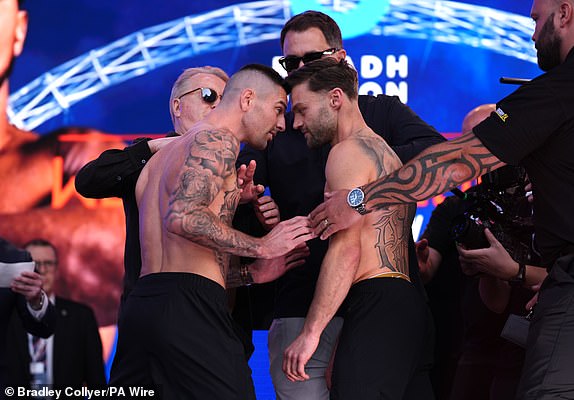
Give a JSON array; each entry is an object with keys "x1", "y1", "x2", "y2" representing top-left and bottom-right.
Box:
[
  {"x1": 326, "y1": 130, "x2": 415, "y2": 284},
  {"x1": 136, "y1": 124, "x2": 241, "y2": 287}
]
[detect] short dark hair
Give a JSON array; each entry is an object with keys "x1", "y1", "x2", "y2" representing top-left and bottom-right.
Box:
[
  {"x1": 280, "y1": 11, "x2": 343, "y2": 51},
  {"x1": 285, "y1": 58, "x2": 358, "y2": 100},
  {"x1": 24, "y1": 239, "x2": 58, "y2": 263},
  {"x1": 238, "y1": 63, "x2": 290, "y2": 93}
]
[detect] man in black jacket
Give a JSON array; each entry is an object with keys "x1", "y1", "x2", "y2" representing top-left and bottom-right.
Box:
[
  {"x1": 76, "y1": 66, "x2": 229, "y2": 304},
  {"x1": 6, "y1": 239, "x2": 106, "y2": 394},
  {"x1": 0, "y1": 238, "x2": 56, "y2": 398},
  {"x1": 233, "y1": 11, "x2": 445, "y2": 399}
]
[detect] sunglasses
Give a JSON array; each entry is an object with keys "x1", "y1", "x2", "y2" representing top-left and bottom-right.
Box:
[
  {"x1": 278, "y1": 48, "x2": 339, "y2": 73},
  {"x1": 179, "y1": 87, "x2": 220, "y2": 104}
]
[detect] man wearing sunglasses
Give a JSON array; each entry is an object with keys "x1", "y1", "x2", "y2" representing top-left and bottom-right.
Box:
[
  {"x1": 76, "y1": 67, "x2": 227, "y2": 308},
  {"x1": 235, "y1": 10, "x2": 445, "y2": 400},
  {"x1": 77, "y1": 66, "x2": 293, "y2": 309}
]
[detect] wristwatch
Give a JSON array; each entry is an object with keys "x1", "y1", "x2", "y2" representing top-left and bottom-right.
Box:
[
  {"x1": 508, "y1": 263, "x2": 526, "y2": 287},
  {"x1": 347, "y1": 187, "x2": 368, "y2": 215}
]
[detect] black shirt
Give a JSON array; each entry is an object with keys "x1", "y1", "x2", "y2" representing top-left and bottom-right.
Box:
[
  {"x1": 474, "y1": 47, "x2": 574, "y2": 266},
  {"x1": 75, "y1": 138, "x2": 154, "y2": 302},
  {"x1": 237, "y1": 94, "x2": 446, "y2": 318}
]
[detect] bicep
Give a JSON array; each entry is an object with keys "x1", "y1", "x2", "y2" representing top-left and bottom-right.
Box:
[{"x1": 169, "y1": 132, "x2": 238, "y2": 211}]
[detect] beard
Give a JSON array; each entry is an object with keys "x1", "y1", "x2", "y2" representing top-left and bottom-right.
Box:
[
  {"x1": 536, "y1": 13, "x2": 562, "y2": 71},
  {"x1": 304, "y1": 106, "x2": 337, "y2": 149}
]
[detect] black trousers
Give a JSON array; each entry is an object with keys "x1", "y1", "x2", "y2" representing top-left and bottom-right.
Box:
[
  {"x1": 330, "y1": 278, "x2": 434, "y2": 400},
  {"x1": 109, "y1": 273, "x2": 255, "y2": 400},
  {"x1": 516, "y1": 254, "x2": 574, "y2": 399}
]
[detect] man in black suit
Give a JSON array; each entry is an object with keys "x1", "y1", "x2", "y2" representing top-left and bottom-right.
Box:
[
  {"x1": 6, "y1": 239, "x2": 106, "y2": 392},
  {"x1": 0, "y1": 238, "x2": 56, "y2": 398}
]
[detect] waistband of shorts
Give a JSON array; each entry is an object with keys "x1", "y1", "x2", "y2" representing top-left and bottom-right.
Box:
[
  {"x1": 133, "y1": 272, "x2": 226, "y2": 302},
  {"x1": 350, "y1": 274, "x2": 412, "y2": 294},
  {"x1": 365, "y1": 270, "x2": 411, "y2": 282}
]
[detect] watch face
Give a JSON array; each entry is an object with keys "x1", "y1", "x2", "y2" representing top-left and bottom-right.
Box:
[{"x1": 348, "y1": 188, "x2": 364, "y2": 207}]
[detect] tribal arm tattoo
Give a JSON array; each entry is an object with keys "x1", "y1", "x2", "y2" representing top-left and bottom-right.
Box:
[
  {"x1": 372, "y1": 204, "x2": 415, "y2": 275},
  {"x1": 363, "y1": 133, "x2": 505, "y2": 210},
  {"x1": 165, "y1": 129, "x2": 264, "y2": 258}
]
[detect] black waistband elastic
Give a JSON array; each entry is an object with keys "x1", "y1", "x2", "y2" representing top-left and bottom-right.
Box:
[
  {"x1": 132, "y1": 272, "x2": 227, "y2": 304},
  {"x1": 349, "y1": 275, "x2": 412, "y2": 296}
]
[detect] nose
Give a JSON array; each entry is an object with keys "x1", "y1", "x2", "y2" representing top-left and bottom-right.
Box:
[
  {"x1": 293, "y1": 114, "x2": 302, "y2": 131},
  {"x1": 277, "y1": 115, "x2": 286, "y2": 132}
]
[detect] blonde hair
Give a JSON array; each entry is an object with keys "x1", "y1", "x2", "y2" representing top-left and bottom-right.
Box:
[{"x1": 169, "y1": 66, "x2": 229, "y2": 124}]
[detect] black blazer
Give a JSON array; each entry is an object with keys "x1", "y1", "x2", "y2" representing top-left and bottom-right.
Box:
[
  {"x1": 1, "y1": 238, "x2": 57, "y2": 394},
  {"x1": 6, "y1": 297, "x2": 106, "y2": 390}
]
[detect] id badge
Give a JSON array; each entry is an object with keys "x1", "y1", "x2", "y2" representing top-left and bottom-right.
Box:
[{"x1": 30, "y1": 362, "x2": 45, "y2": 375}]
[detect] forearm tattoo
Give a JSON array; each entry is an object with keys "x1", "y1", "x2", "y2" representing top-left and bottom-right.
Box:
[
  {"x1": 364, "y1": 134, "x2": 503, "y2": 210},
  {"x1": 166, "y1": 129, "x2": 261, "y2": 258}
]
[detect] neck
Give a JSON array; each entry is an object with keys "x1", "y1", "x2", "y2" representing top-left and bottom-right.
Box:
[
  {"x1": 333, "y1": 105, "x2": 368, "y2": 145},
  {"x1": 202, "y1": 105, "x2": 243, "y2": 142}
]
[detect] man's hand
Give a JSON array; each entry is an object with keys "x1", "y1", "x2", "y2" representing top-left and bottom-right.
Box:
[
  {"x1": 250, "y1": 243, "x2": 310, "y2": 283},
  {"x1": 457, "y1": 228, "x2": 516, "y2": 280},
  {"x1": 260, "y1": 216, "x2": 315, "y2": 259},
  {"x1": 253, "y1": 195, "x2": 280, "y2": 231},
  {"x1": 309, "y1": 190, "x2": 360, "y2": 240},
  {"x1": 11, "y1": 270, "x2": 44, "y2": 309},
  {"x1": 282, "y1": 331, "x2": 321, "y2": 382},
  {"x1": 416, "y1": 238, "x2": 431, "y2": 271},
  {"x1": 237, "y1": 160, "x2": 264, "y2": 204}
]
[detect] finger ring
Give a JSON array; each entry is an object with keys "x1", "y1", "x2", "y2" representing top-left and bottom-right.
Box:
[{"x1": 322, "y1": 219, "x2": 329, "y2": 227}]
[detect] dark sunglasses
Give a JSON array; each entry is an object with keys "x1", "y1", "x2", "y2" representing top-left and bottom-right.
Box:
[
  {"x1": 179, "y1": 87, "x2": 220, "y2": 103},
  {"x1": 278, "y1": 48, "x2": 339, "y2": 73}
]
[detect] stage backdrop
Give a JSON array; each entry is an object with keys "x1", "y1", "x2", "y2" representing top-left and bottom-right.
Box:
[{"x1": 5, "y1": 0, "x2": 541, "y2": 396}]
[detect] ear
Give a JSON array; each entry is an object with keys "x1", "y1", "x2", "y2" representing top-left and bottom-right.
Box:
[
  {"x1": 172, "y1": 98, "x2": 181, "y2": 118},
  {"x1": 559, "y1": 1, "x2": 573, "y2": 27},
  {"x1": 335, "y1": 48, "x2": 347, "y2": 61},
  {"x1": 329, "y1": 88, "x2": 344, "y2": 110},
  {"x1": 13, "y1": 11, "x2": 28, "y2": 57},
  {"x1": 240, "y1": 88, "x2": 255, "y2": 112}
]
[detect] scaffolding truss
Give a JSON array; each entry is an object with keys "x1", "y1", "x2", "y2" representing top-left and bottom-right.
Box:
[{"x1": 8, "y1": 0, "x2": 535, "y2": 130}]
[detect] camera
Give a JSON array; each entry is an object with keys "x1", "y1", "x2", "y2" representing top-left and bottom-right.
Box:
[{"x1": 450, "y1": 165, "x2": 541, "y2": 265}]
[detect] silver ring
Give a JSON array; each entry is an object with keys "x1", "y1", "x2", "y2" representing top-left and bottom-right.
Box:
[{"x1": 322, "y1": 219, "x2": 329, "y2": 227}]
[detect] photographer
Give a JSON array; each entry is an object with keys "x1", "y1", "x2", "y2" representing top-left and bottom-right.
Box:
[
  {"x1": 310, "y1": 1, "x2": 574, "y2": 396},
  {"x1": 417, "y1": 105, "x2": 543, "y2": 400}
]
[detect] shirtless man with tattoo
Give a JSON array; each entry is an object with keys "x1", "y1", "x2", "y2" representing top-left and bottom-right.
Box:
[
  {"x1": 282, "y1": 59, "x2": 433, "y2": 399},
  {"x1": 108, "y1": 64, "x2": 315, "y2": 400}
]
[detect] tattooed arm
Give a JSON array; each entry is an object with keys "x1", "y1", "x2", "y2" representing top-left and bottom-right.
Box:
[
  {"x1": 165, "y1": 129, "x2": 313, "y2": 259},
  {"x1": 310, "y1": 132, "x2": 505, "y2": 239}
]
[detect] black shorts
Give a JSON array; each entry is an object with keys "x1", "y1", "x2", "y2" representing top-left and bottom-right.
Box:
[
  {"x1": 109, "y1": 272, "x2": 255, "y2": 400},
  {"x1": 331, "y1": 277, "x2": 434, "y2": 400}
]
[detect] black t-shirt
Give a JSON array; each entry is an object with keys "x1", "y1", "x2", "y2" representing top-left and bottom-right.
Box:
[
  {"x1": 474, "y1": 48, "x2": 574, "y2": 266},
  {"x1": 236, "y1": 94, "x2": 445, "y2": 318}
]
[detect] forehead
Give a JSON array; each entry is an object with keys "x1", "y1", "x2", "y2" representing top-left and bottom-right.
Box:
[
  {"x1": 273, "y1": 85, "x2": 288, "y2": 105},
  {"x1": 186, "y1": 72, "x2": 226, "y2": 90},
  {"x1": 291, "y1": 82, "x2": 319, "y2": 107},
  {"x1": 282, "y1": 27, "x2": 330, "y2": 56},
  {"x1": 26, "y1": 245, "x2": 56, "y2": 260},
  {"x1": 531, "y1": 0, "x2": 554, "y2": 16}
]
